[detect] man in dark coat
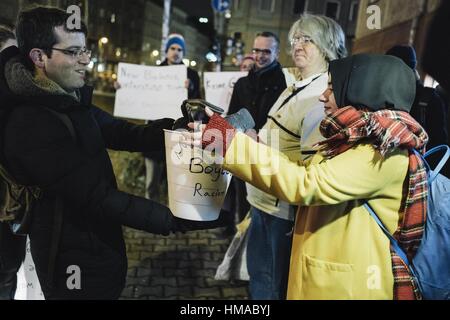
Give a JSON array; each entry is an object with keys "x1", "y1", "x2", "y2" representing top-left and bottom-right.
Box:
[
  {"x1": 160, "y1": 33, "x2": 201, "y2": 100},
  {"x1": 228, "y1": 32, "x2": 287, "y2": 131},
  {"x1": 0, "y1": 6, "x2": 216, "y2": 300},
  {"x1": 224, "y1": 32, "x2": 288, "y2": 231}
]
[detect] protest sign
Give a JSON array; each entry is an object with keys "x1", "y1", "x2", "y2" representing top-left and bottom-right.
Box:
[
  {"x1": 204, "y1": 71, "x2": 247, "y2": 114},
  {"x1": 114, "y1": 63, "x2": 187, "y2": 120},
  {"x1": 15, "y1": 237, "x2": 44, "y2": 300},
  {"x1": 164, "y1": 130, "x2": 231, "y2": 221}
]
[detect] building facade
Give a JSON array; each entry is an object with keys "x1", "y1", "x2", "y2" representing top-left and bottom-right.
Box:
[
  {"x1": 0, "y1": 0, "x2": 211, "y2": 92},
  {"x1": 352, "y1": 0, "x2": 441, "y2": 76}
]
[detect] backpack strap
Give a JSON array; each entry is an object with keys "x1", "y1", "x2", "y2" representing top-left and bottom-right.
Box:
[
  {"x1": 363, "y1": 202, "x2": 410, "y2": 264},
  {"x1": 420, "y1": 145, "x2": 450, "y2": 182}
]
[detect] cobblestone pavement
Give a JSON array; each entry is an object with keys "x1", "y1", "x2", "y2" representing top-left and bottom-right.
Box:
[{"x1": 120, "y1": 226, "x2": 249, "y2": 300}]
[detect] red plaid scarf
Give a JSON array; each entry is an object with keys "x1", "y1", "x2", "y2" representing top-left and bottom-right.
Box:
[{"x1": 317, "y1": 106, "x2": 428, "y2": 300}]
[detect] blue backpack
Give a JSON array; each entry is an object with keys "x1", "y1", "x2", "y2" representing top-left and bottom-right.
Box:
[{"x1": 365, "y1": 145, "x2": 450, "y2": 300}]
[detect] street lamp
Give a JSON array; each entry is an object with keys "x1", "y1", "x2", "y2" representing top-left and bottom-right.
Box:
[{"x1": 98, "y1": 36, "x2": 109, "y2": 65}]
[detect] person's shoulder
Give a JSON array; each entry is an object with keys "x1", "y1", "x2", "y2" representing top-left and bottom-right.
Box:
[
  {"x1": 359, "y1": 144, "x2": 409, "y2": 168},
  {"x1": 262, "y1": 63, "x2": 287, "y2": 82},
  {"x1": 269, "y1": 62, "x2": 285, "y2": 74},
  {"x1": 233, "y1": 76, "x2": 248, "y2": 88}
]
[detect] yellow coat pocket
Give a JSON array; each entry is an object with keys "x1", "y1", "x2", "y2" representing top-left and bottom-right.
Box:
[{"x1": 301, "y1": 254, "x2": 354, "y2": 300}]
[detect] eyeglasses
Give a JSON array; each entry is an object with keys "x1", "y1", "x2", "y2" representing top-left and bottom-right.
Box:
[
  {"x1": 290, "y1": 35, "x2": 314, "y2": 47},
  {"x1": 50, "y1": 47, "x2": 92, "y2": 59},
  {"x1": 252, "y1": 48, "x2": 272, "y2": 56}
]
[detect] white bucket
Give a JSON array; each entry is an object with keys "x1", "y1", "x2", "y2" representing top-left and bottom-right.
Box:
[{"x1": 164, "y1": 129, "x2": 232, "y2": 221}]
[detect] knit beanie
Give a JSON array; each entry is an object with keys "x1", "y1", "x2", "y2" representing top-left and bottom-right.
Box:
[
  {"x1": 165, "y1": 33, "x2": 186, "y2": 53},
  {"x1": 385, "y1": 45, "x2": 417, "y2": 70}
]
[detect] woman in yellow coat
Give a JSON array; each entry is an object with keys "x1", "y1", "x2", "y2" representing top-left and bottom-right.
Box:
[{"x1": 193, "y1": 54, "x2": 427, "y2": 300}]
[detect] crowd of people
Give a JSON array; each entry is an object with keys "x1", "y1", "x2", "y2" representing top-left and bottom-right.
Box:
[{"x1": 0, "y1": 2, "x2": 449, "y2": 300}]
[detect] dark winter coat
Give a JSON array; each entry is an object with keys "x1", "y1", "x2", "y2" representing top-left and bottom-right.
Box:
[
  {"x1": 228, "y1": 60, "x2": 287, "y2": 131},
  {"x1": 0, "y1": 47, "x2": 175, "y2": 299}
]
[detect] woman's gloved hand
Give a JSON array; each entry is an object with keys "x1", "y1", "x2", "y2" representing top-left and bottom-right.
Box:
[{"x1": 184, "y1": 107, "x2": 255, "y2": 157}]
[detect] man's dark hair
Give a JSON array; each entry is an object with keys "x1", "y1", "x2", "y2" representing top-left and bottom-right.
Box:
[
  {"x1": 0, "y1": 24, "x2": 15, "y2": 47},
  {"x1": 16, "y1": 6, "x2": 87, "y2": 59},
  {"x1": 256, "y1": 31, "x2": 280, "y2": 50}
]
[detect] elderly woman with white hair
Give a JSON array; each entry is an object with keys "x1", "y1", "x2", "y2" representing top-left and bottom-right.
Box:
[{"x1": 245, "y1": 14, "x2": 347, "y2": 300}]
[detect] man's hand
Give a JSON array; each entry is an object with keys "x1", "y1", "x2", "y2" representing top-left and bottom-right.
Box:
[
  {"x1": 185, "y1": 79, "x2": 191, "y2": 90},
  {"x1": 181, "y1": 106, "x2": 214, "y2": 148},
  {"x1": 171, "y1": 209, "x2": 230, "y2": 233}
]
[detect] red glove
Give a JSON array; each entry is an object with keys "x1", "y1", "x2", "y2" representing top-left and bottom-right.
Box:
[{"x1": 202, "y1": 114, "x2": 236, "y2": 157}]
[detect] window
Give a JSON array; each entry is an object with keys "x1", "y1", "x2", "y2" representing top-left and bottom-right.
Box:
[
  {"x1": 259, "y1": 0, "x2": 275, "y2": 12},
  {"x1": 293, "y1": 0, "x2": 309, "y2": 14},
  {"x1": 349, "y1": 1, "x2": 359, "y2": 21},
  {"x1": 325, "y1": 1, "x2": 341, "y2": 20}
]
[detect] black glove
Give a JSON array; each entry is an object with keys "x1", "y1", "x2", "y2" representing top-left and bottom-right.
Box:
[
  {"x1": 173, "y1": 100, "x2": 255, "y2": 132},
  {"x1": 181, "y1": 99, "x2": 225, "y2": 123},
  {"x1": 172, "y1": 99, "x2": 225, "y2": 130},
  {"x1": 172, "y1": 116, "x2": 189, "y2": 130},
  {"x1": 170, "y1": 209, "x2": 229, "y2": 233}
]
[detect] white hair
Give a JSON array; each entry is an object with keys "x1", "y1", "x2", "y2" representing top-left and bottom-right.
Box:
[{"x1": 288, "y1": 14, "x2": 347, "y2": 61}]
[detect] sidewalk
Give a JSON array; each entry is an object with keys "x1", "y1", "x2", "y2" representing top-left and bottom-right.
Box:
[{"x1": 120, "y1": 227, "x2": 249, "y2": 300}]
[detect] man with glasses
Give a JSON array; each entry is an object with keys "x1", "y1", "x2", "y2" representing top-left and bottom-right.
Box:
[
  {"x1": 222, "y1": 32, "x2": 288, "y2": 237},
  {"x1": 0, "y1": 6, "x2": 215, "y2": 299},
  {"x1": 228, "y1": 31, "x2": 287, "y2": 130}
]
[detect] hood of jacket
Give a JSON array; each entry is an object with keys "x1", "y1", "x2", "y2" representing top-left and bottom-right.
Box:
[
  {"x1": 0, "y1": 46, "x2": 93, "y2": 112},
  {"x1": 329, "y1": 54, "x2": 416, "y2": 112}
]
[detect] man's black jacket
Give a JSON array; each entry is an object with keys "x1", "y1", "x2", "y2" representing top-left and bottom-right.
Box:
[
  {"x1": 0, "y1": 46, "x2": 175, "y2": 299},
  {"x1": 228, "y1": 61, "x2": 287, "y2": 131}
]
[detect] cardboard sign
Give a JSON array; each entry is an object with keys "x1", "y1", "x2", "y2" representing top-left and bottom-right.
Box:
[
  {"x1": 204, "y1": 71, "x2": 247, "y2": 114},
  {"x1": 114, "y1": 63, "x2": 188, "y2": 120},
  {"x1": 164, "y1": 130, "x2": 231, "y2": 221}
]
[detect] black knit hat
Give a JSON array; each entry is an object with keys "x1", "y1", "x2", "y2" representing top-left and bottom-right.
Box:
[{"x1": 385, "y1": 45, "x2": 417, "y2": 70}]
